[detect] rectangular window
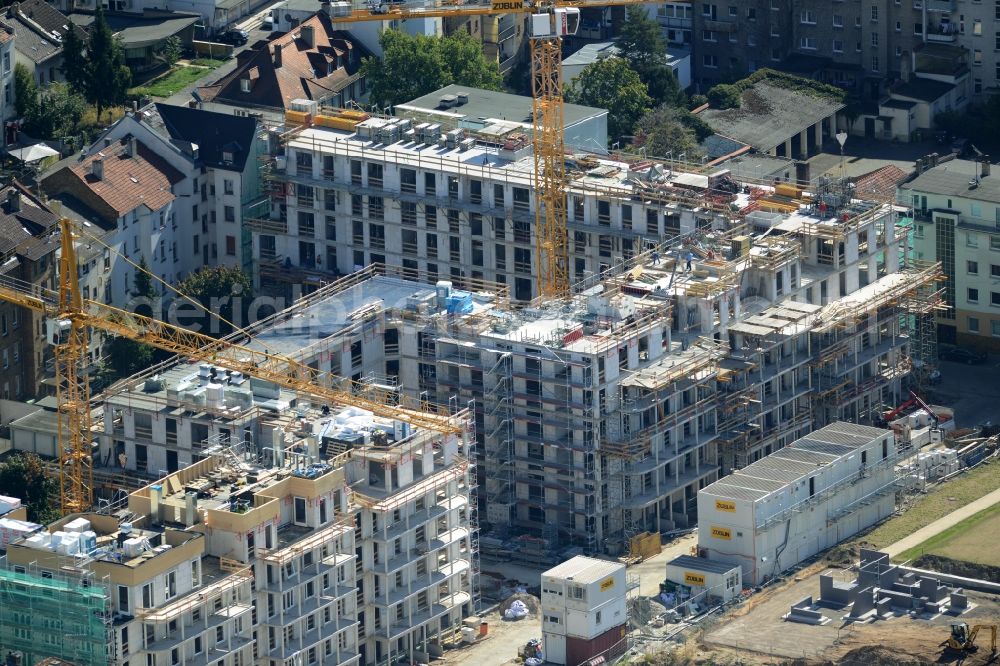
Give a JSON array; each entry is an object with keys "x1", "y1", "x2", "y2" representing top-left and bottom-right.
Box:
[
  {"x1": 833, "y1": 14, "x2": 843, "y2": 27},
  {"x1": 871, "y1": 32, "x2": 879, "y2": 46},
  {"x1": 969, "y1": 260, "x2": 980, "y2": 274},
  {"x1": 991, "y1": 235, "x2": 1000, "y2": 251},
  {"x1": 993, "y1": 292, "x2": 1000, "y2": 307},
  {"x1": 800, "y1": 9, "x2": 815, "y2": 23},
  {"x1": 800, "y1": 36, "x2": 817, "y2": 49},
  {"x1": 969, "y1": 288, "x2": 980, "y2": 303},
  {"x1": 870, "y1": 5, "x2": 878, "y2": 20},
  {"x1": 226, "y1": 236, "x2": 236, "y2": 256},
  {"x1": 993, "y1": 320, "x2": 1000, "y2": 337},
  {"x1": 969, "y1": 317, "x2": 980, "y2": 333}
]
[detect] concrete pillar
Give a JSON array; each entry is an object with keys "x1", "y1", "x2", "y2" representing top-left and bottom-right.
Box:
[
  {"x1": 814, "y1": 121, "x2": 823, "y2": 150},
  {"x1": 799, "y1": 129, "x2": 810, "y2": 159},
  {"x1": 699, "y1": 300, "x2": 713, "y2": 333},
  {"x1": 886, "y1": 243, "x2": 900, "y2": 273},
  {"x1": 868, "y1": 254, "x2": 878, "y2": 282},
  {"x1": 784, "y1": 137, "x2": 793, "y2": 158},
  {"x1": 769, "y1": 146, "x2": 778, "y2": 157}
]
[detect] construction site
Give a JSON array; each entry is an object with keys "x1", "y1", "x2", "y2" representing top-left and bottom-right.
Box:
[{"x1": 0, "y1": 93, "x2": 991, "y2": 666}]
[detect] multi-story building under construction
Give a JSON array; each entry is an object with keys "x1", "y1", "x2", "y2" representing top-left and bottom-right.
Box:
[{"x1": 0, "y1": 399, "x2": 477, "y2": 666}]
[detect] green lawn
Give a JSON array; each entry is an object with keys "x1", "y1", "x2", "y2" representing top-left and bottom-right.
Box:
[
  {"x1": 130, "y1": 62, "x2": 222, "y2": 98},
  {"x1": 854, "y1": 458, "x2": 1000, "y2": 549},
  {"x1": 895, "y1": 502, "x2": 1000, "y2": 565},
  {"x1": 188, "y1": 58, "x2": 228, "y2": 67}
]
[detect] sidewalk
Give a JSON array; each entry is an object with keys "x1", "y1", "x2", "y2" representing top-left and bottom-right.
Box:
[{"x1": 883, "y1": 485, "x2": 1000, "y2": 558}]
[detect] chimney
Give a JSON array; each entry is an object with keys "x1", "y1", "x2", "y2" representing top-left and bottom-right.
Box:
[
  {"x1": 983, "y1": 156, "x2": 991, "y2": 178},
  {"x1": 273, "y1": 43, "x2": 282, "y2": 67},
  {"x1": 300, "y1": 24, "x2": 314, "y2": 48},
  {"x1": 930, "y1": 152, "x2": 939, "y2": 167},
  {"x1": 6, "y1": 188, "x2": 19, "y2": 213},
  {"x1": 125, "y1": 136, "x2": 137, "y2": 157},
  {"x1": 92, "y1": 156, "x2": 104, "y2": 180}
]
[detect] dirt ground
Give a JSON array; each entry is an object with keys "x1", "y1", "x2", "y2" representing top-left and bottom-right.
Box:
[
  {"x1": 689, "y1": 565, "x2": 1000, "y2": 666},
  {"x1": 439, "y1": 596, "x2": 542, "y2": 666}
]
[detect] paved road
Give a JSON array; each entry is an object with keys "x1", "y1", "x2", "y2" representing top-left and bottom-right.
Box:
[
  {"x1": 930, "y1": 356, "x2": 1000, "y2": 429},
  {"x1": 883, "y1": 485, "x2": 1000, "y2": 558}
]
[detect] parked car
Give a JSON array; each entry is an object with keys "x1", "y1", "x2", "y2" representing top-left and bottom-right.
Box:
[
  {"x1": 939, "y1": 347, "x2": 988, "y2": 364},
  {"x1": 219, "y1": 29, "x2": 248, "y2": 46}
]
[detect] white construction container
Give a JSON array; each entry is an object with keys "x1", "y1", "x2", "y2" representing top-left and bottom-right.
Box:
[
  {"x1": 541, "y1": 555, "x2": 628, "y2": 664},
  {"x1": 697, "y1": 422, "x2": 897, "y2": 585}
]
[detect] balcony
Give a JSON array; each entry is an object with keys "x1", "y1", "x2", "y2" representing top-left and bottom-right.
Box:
[
  {"x1": 925, "y1": 23, "x2": 956, "y2": 42},
  {"x1": 925, "y1": 0, "x2": 954, "y2": 11},
  {"x1": 703, "y1": 18, "x2": 736, "y2": 32}
]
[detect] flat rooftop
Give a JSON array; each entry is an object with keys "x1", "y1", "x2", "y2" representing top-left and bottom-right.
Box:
[
  {"x1": 668, "y1": 554, "x2": 740, "y2": 575},
  {"x1": 900, "y1": 159, "x2": 1000, "y2": 206},
  {"x1": 698, "y1": 81, "x2": 845, "y2": 153},
  {"x1": 397, "y1": 84, "x2": 607, "y2": 131},
  {"x1": 700, "y1": 422, "x2": 890, "y2": 503},
  {"x1": 543, "y1": 554, "x2": 622, "y2": 583},
  {"x1": 243, "y1": 274, "x2": 492, "y2": 359}
]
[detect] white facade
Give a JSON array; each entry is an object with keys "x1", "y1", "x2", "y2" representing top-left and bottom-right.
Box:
[
  {"x1": 541, "y1": 556, "x2": 627, "y2": 665},
  {"x1": 664, "y1": 555, "x2": 742, "y2": 603},
  {"x1": 697, "y1": 422, "x2": 898, "y2": 585}
]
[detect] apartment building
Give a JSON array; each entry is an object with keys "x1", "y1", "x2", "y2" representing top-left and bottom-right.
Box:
[
  {"x1": 904, "y1": 155, "x2": 1000, "y2": 348},
  {"x1": 690, "y1": 0, "x2": 993, "y2": 102},
  {"x1": 249, "y1": 113, "x2": 732, "y2": 301},
  {"x1": 1, "y1": 394, "x2": 475, "y2": 666},
  {"x1": 227, "y1": 171, "x2": 934, "y2": 558},
  {"x1": 41, "y1": 106, "x2": 264, "y2": 333},
  {"x1": 0, "y1": 182, "x2": 59, "y2": 399}
]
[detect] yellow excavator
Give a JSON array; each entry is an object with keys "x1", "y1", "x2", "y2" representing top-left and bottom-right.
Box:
[{"x1": 941, "y1": 623, "x2": 998, "y2": 660}]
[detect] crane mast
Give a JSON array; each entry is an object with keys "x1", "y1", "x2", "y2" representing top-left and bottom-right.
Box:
[
  {"x1": 531, "y1": 30, "x2": 570, "y2": 298},
  {"x1": 54, "y1": 219, "x2": 94, "y2": 514}
]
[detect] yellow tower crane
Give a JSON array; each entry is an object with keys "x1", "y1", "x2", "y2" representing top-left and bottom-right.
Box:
[
  {"x1": 0, "y1": 219, "x2": 463, "y2": 514},
  {"x1": 326, "y1": 0, "x2": 644, "y2": 297}
]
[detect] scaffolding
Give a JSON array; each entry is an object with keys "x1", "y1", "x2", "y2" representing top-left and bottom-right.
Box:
[{"x1": 0, "y1": 565, "x2": 111, "y2": 666}]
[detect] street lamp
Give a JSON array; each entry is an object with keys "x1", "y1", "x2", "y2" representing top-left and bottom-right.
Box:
[{"x1": 836, "y1": 131, "x2": 848, "y2": 177}]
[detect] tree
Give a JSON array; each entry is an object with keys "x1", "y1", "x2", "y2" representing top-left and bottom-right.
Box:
[
  {"x1": 176, "y1": 266, "x2": 253, "y2": 337},
  {"x1": 633, "y1": 105, "x2": 704, "y2": 160},
  {"x1": 61, "y1": 26, "x2": 87, "y2": 91},
  {"x1": 438, "y1": 31, "x2": 503, "y2": 93},
  {"x1": 565, "y1": 58, "x2": 651, "y2": 143},
  {"x1": 22, "y1": 82, "x2": 86, "y2": 140},
  {"x1": 0, "y1": 453, "x2": 59, "y2": 524},
  {"x1": 13, "y1": 63, "x2": 37, "y2": 119},
  {"x1": 706, "y1": 83, "x2": 742, "y2": 109},
  {"x1": 85, "y1": 7, "x2": 132, "y2": 120},
  {"x1": 106, "y1": 335, "x2": 155, "y2": 377},
  {"x1": 615, "y1": 7, "x2": 684, "y2": 107},
  {"x1": 155, "y1": 35, "x2": 182, "y2": 68},
  {"x1": 361, "y1": 30, "x2": 502, "y2": 108}
]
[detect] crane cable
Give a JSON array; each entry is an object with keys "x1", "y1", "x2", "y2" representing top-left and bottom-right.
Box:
[{"x1": 71, "y1": 222, "x2": 256, "y2": 341}]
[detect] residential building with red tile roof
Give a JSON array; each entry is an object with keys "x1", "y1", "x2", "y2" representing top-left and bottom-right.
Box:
[{"x1": 198, "y1": 12, "x2": 370, "y2": 113}]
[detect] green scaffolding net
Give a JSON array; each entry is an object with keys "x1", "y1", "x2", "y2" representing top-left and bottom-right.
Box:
[{"x1": 0, "y1": 567, "x2": 110, "y2": 666}]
